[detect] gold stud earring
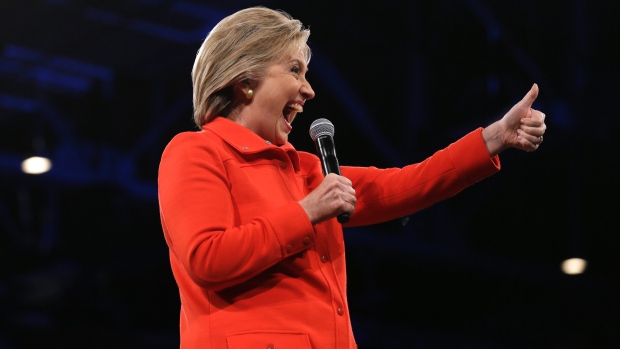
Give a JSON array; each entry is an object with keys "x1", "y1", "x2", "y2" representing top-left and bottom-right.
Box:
[{"x1": 246, "y1": 89, "x2": 253, "y2": 100}]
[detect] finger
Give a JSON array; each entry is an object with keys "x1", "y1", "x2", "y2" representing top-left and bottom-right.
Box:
[
  {"x1": 521, "y1": 118, "x2": 543, "y2": 127},
  {"x1": 343, "y1": 196, "x2": 356, "y2": 209},
  {"x1": 519, "y1": 83, "x2": 539, "y2": 109},
  {"x1": 324, "y1": 173, "x2": 339, "y2": 181},
  {"x1": 525, "y1": 109, "x2": 546, "y2": 122},
  {"x1": 342, "y1": 194, "x2": 356, "y2": 214},
  {"x1": 339, "y1": 182, "x2": 355, "y2": 196},
  {"x1": 519, "y1": 123, "x2": 545, "y2": 136},
  {"x1": 517, "y1": 129, "x2": 542, "y2": 147},
  {"x1": 517, "y1": 135, "x2": 538, "y2": 152},
  {"x1": 337, "y1": 175, "x2": 353, "y2": 187},
  {"x1": 323, "y1": 174, "x2": 345, "y2": 190},
  {"x1": 344, "y1": 188, "x2": 357, "y2": 203}
]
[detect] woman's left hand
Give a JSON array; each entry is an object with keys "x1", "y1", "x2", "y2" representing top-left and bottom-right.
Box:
[{"x1": 482, "y1": 83, "x2": 547, "y2": 156}]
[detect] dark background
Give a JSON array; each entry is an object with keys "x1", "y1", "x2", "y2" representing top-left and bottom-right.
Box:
[{"x1": 1, "y1": 0, "x2": 619, "y2": 348}]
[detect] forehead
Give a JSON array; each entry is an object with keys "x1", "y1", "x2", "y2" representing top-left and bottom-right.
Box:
[
  {"x1": 278, "y1": 41, "x2": 310, "y2": 63},
  {"x1": 263, "y1": 43, "x2": 310, "y2": 75},
  {"x1": 280, "y1": 49, "x2": 309, "y2": 67}
]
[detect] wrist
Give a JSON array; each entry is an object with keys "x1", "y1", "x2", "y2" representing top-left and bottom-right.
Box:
[{"x1": 481, "y1": 121, "x2": 507, "y2": 157}]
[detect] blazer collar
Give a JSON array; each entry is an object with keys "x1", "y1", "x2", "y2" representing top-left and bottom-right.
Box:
[{"x1": 203, "y1": 117, "x2": 300, "y2": 172}]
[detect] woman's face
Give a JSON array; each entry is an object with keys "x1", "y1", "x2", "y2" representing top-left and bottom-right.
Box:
[{"x1": 243, "y1": 51, "x2": 315, "y2": 146}]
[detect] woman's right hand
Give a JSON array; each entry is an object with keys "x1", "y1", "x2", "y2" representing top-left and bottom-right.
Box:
[{"x1": 299, "y1": 173, "x2": 356, "y2": 224}]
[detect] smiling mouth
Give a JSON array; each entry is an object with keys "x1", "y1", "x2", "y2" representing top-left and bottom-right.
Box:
[{"x1": 282, "y1": 102, "x2": 304, "y2": 124}]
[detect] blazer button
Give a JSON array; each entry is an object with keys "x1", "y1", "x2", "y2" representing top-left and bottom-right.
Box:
[
  {"x1": 303, "y1": 236, "x2": 311, "y2": 246},
  {"x1": 337, "y1": 307, "x2": 344, "y2": 316},
  {"x1": 320, "y1": 255, "x2": 328, "y2": 263},
  {"x1": 279, "y1": 161, "x2": 287, "y2": 169},
  {"x1": 285, "y1": 245, "x2": 293, "y2": 253},
  {"x1": 267, "y1": 344, "x2": 276, "y2": 349}
]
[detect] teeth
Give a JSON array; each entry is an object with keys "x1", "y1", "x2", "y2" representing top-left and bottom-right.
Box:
[{"x1": 286, "y1": 103, "x2": 303, "y2": 113}]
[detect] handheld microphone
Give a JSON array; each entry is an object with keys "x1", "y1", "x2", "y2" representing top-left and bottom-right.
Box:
[{"x1": 309, "y1": 118, "x2": 349, "y2": 223}]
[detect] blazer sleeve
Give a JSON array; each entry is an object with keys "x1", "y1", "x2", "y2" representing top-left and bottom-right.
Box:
[
  {"x1": 341, "y1": 128, "x2": 500, "y2": 226},
  {"x1": 158, "y1": 132, "x2": 315, "y2": 291}
]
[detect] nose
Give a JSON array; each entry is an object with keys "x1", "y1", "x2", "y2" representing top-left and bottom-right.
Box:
[{"x1": 301, "y1": 79, "x2": 315, "y2": 100}]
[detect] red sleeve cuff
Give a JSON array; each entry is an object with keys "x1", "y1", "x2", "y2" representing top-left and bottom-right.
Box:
[
  {"x1": 262, "y1": 201, "x2": 316, "y2": 257},
  {"x1": 448, "y1": 127, "x2": 501, "y2": 186}
]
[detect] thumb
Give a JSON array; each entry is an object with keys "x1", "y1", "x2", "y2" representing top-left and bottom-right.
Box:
[{"x1": 520, "y1": 83, "x2": 539, "y2": 109}]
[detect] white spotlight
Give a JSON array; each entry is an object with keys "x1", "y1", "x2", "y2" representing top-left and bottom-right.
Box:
[
  {"x1": 561, "y1": 258, "x2": 587, "y2": 275},
  {"x1": 21, "y1": 156, "x2": 52, "y2": 175}
]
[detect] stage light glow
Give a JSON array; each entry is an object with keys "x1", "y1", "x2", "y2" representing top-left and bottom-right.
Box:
[
  {"x1": 21, "y1": 156, "x2": 52, "y2": 174},
  {"x1": 561, "y1": 258, "x2": 587, "y2": 275}
]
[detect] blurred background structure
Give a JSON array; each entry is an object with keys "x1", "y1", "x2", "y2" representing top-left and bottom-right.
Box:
[{"x1": 1, "y1": 1, "x2": 619, "y2": 348}]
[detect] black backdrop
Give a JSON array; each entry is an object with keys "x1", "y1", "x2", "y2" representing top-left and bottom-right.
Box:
[{"x1": 1, "y1": 1, "x2": 619, "y2": 348}]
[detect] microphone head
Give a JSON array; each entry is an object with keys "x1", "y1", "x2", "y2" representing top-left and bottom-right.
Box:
[{"x1": 309, "y1": 118, "x2": 335, "y2": 141}]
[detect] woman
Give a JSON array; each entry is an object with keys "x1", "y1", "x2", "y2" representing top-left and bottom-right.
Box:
[{"x1": 158, "y1": 6, "x2": 546, "y2": 349}]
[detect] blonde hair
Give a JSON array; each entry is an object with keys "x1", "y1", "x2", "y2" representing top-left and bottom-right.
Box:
[{"x1": 192, "y1": 6, "x2": 312, "y2": 127}]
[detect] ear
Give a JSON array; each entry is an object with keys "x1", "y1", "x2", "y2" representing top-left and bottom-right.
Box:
[
  {"x1": 232, "y1": 80, "x2": 250, "y2": 102},
  {"x1": 235, "y1": 79, "x2": 257, "y2": 101}
]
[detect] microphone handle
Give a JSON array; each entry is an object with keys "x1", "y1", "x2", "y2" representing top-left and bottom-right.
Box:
[{"x1": 315, "y1": 136, "x2": 350, "y2": 223}]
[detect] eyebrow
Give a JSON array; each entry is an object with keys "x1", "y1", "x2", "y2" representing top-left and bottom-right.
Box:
[{"x1": 291, "y1": 58, "x2": 309, "y2": 72}]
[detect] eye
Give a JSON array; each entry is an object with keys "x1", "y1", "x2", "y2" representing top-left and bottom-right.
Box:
[{"x1": 290, "y1": 63, "x2": 301, "y2": 74}]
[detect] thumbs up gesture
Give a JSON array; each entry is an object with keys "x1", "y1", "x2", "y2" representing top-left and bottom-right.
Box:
[{"x1": 482, "y1": 83, "x2": 547, "y2": 155}]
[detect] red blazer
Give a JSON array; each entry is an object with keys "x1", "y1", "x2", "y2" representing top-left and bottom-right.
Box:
[{"x1": 158, "y1": 117, "x2": 500, "y2": 348}]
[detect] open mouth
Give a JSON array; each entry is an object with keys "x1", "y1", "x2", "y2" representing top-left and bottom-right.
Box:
[{"x1": 282, "y1": 102, "x2": 304, "y2": 125}]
